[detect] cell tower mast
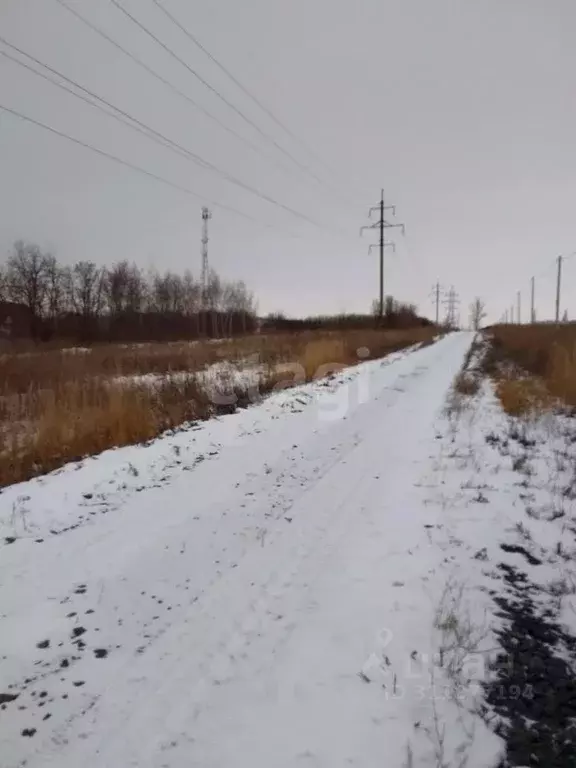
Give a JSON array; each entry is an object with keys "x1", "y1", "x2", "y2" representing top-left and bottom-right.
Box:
[{"x1": 201, "y1": 206, "x2": 212, "y2": 305}]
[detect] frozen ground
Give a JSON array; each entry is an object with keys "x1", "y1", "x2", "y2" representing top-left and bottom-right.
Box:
[{"x1": 2, "y1": 331, "x2": 574, "y2": 767}]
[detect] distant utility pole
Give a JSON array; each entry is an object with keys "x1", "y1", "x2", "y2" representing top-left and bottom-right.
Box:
[
  {"x1": 517, "y1": 291, "x2": 521, "y2": 324},
  {"x1": 361, "y1": 190, "x2": 405, "y2": 321},
  {"x1": 201, "y1": 206, "x2": 212, "y2": 307},
  {"x1": 442, "y1": 286, "x2": 459, "y2": 328},
  {"x1": 556, "y1": 254, "x2": 563, "y2": 324},
  {"x1": 530, "y1": 276, "x2": 535, "y2": 324},
  {"x1": 430, "y1": 282, "x2": 442, "y2": 325},
  {"x1": 511, "y1": 304, "x2": 515, "y2": 324}
]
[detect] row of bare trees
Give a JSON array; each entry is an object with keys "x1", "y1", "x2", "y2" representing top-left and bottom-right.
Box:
[
  {"x1": 0, "y1": 241, "x2": 258, "y2": 341},
  {"x1": 370, "y1": 295, "x2": 420, "y2": 325}
]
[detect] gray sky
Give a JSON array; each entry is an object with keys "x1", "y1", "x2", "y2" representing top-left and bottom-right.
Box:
[{"x1": 1, "y1": 0, "x2": 575, "y2": 322}]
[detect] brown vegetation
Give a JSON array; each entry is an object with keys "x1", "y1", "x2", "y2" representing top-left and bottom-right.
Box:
[
  {"x1": 485, "y1": 324, "x2": 576, "y2": 414},
  {"x1": 454, "y1": 372, "x2": 480, "y2": 397},
  {"x1": 0, "y1": 326, "x2": 437, "y2": 488}
]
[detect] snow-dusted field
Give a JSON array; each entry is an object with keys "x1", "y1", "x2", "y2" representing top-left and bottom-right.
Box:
[{"x1": 2, "y1": 331, "x2": 575, "y2": 767}]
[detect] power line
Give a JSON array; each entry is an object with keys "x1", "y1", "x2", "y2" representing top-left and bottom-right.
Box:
[
  {"x1": 0, "y1": 49, "x2": 185, "y2": 158},
  {"x1": 0, "y1": 35, "x2": 209, "y2": 165},
  {"x1": 0, "y1": 101, "x2": 258, "y2": 222},
  {"x1": 53, "y1": 0, "x2": 292, "y2": 172},
  {"x1": 150, "y1": 0, "x2": 366, "y2": 208},
  {"x1": 151, "y1": 0, "x2": 333, "y2": 178},
  {"x1": 110, "y1": 0, "x2": 321, "y2": 181},
  {"x1": 0, "y1": 35, "x2": 324, "y2": 228}
]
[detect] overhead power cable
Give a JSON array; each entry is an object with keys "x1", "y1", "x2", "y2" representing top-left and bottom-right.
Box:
[
  {"x1": 150, "y1": 0, "x2": 365, "y2": 206},
  {"x1": 151, "y1": 0, "x2": 334, "y2": 177},
  {"x1": 0, "y1": 101, "x2": 256, "y2": 221},
  {"x1": 0, "y1": 35, "x2": 323, "y2": 228},
  {"x1": 53, "y1": 0, "x2": 290, "y2": 171},
  {"x1": 0, "y1": 49, "x2": 187, "y2": 159},
  {"x1": 109, "y1": 0, "x2": 323, "y2": 182}
]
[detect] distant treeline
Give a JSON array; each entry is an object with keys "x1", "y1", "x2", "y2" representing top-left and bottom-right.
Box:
[
  {"x1": 262, "y1": 298, "x2": 431, "y2": 333},
  {"x1": 0, "y1": 241, "x2": 257, "y2": 342},
  {"x1": 0, "y1": 240, "x2": 431, "y2": 344}
]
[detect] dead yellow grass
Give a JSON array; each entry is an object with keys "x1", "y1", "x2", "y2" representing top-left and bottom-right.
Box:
[
  {"x1": 0, "y1": 326, "x2": 436, "y2": 487},
  {"x1": 494, "y1": 376, "x2": 552, "y2": 417},
  {"x1": 302, "y1": 338, "x2": 347, "y2": 380},
  {"x1": 487, "y1": 324, "x2": 576, "y2": 414}
]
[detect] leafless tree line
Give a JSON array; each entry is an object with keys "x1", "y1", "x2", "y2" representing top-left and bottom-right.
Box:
[
  {"x1": 0, "y1": 241, "x2": 258, "y2": 341},
  {"x1": 371, "y1": 295, "x2": 419, "y2": 320}
]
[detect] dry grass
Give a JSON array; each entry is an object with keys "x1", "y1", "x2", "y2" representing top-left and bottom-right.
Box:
[
  {"x1": 494, "y1": 376, "x2": 552, "y2": 417},
  {"x1": 454, "y1": 373, "x2": 480, "y2": 397},
  {"x1": 0, "y1": 326, "x2": 436, "y2": 487},
  {"x1": 485, "y1": 324, "x2": 576, "y2": 414}
]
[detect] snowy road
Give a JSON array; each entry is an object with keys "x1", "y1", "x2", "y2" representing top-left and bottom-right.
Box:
[{"x1": 1, "y1": 332, "x2": 501, "y2": 767}]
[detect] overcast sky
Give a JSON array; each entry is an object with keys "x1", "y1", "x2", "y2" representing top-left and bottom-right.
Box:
[{"x1": 1, "y1": 0, "x2": 575, "y2": 322}]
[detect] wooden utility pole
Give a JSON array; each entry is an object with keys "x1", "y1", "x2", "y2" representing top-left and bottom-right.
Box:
[
  {"x1": 530, "y1": 276, "x2": 535, "y2": 323},
  {"x1": 556, "y1": 255, "x2": 563, "y2": 324}
]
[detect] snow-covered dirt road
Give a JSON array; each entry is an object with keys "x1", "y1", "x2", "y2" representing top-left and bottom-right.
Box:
[{"x1": 1, "y1": 332, "x2": 503, "y2": 767}]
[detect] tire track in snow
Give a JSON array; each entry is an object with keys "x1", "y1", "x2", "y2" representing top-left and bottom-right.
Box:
[
  {"x1": 41, "y1": 344, "x2": 454, "y2": 766},
  {"x1": 1, "y1": 335, "x2": 473, "y2": 768}
]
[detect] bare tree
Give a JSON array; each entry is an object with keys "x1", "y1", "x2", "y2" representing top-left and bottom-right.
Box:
[
  {"x1": 206, "y1": 269, "x2": 223, "y2": 336},
  {"x1": 167, "y1": 273, "x2": 185, "y2": 314},
  {"x1": 104, "y1": 261, "x2": 146, "y2": 316},
  {"x1": 0, "y1": 266, "x2": 9, "y2": 303},
  {"x1": 181, "y1": 270, "x2": 201, "y2": 316},
  {"x1": 150, "y1": 270, "x2": 177, "y2": 314},
  {"x1": 105, "y1": 260, "x2": 131, "y2": 316},
  {"x1": 2, "y1": 239, "x2": 259, "y2": 341},
  {"x1": 45, "y1": 254, "x2": 67, "y2": 326},
  {"x1": 67, "y1": 261, "x2": 105, "y2": 320},
  {"x1": 469, "y1": 298, "x2": 487, "y2": 330},
  {"x1": 6, "y1": 241, "x2": 49, "y2": 324},
  {"x1": 222, "y1": 280, "x2": 257, "y2": 335},
  {"x1": 125, "y1": 264, "x2": 146, "y2": 314}
]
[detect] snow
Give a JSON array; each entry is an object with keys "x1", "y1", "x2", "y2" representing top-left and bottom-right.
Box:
[
  {"x1": 60, "y1": 347, "x2": 92, "y2": 355},
  {"x1": 0, "y1": 332, "x2": 516, "y2": 767},
  {"x1": 111, "y1": 358, "x2": 265, "y2": 397}
]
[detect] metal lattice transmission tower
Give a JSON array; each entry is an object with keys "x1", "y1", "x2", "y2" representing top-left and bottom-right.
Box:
[
  {"x1": 201, "y1": 206, "x2": 212, "y2": 307},
  {"x1": 360, "y1": 189, "x2": 405, "y2": 321},
  {"x1": 442, "y1": 286, "x2": 460, "y2": 329}
]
